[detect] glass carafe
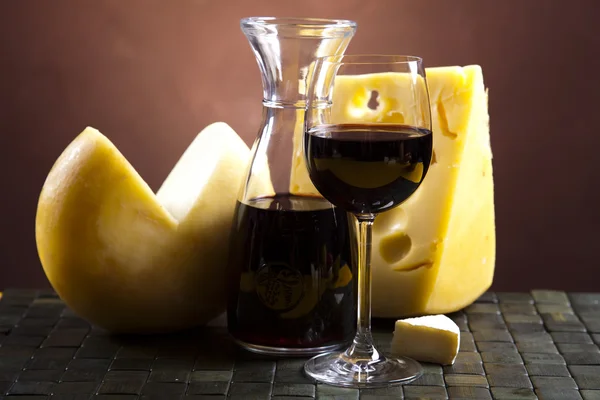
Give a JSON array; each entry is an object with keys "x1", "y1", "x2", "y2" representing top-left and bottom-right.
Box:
[{"x1": 226, "y1": 17, "x2": 358, "y2": 356}]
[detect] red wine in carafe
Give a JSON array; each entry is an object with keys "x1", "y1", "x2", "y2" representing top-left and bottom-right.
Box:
[{"x1": 227, "y1": 195, "x2": 355, "y2": 351}]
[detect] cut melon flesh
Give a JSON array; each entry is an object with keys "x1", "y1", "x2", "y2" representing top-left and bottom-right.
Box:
[{"x1": 36, "y1": 122, "x2": 273, "y2": 333}]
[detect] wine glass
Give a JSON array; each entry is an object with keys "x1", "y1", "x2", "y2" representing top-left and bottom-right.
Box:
[{"x1": 303, "y1": 55, "x2": 433, "y2": 387}]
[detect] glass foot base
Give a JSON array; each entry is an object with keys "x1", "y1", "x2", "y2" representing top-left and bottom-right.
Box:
[
  {"x1": 233, "y1": 337, "x2": 347, "y2": 357},
  {"x1": 304, "y1": 351, "x2": 423, "y2": 388}
]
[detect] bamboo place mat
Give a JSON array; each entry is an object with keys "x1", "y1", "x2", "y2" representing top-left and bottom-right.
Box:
[{"x1": 0, "y1": 289, "x2": 598, "y2": 399}]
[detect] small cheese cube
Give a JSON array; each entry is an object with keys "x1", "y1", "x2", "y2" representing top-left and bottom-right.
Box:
[{"x1": 391, "y1": 315, "x2": 460, "y2": 365}]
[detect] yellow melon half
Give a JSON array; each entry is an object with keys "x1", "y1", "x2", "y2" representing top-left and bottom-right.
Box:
[{"x1": 36, "y1": 122, "x2": 273, "y2": 333}]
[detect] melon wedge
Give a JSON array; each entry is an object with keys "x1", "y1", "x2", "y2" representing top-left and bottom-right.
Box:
[{"x1": 36, "y1": 122, "x2": 272, "y2": 333}]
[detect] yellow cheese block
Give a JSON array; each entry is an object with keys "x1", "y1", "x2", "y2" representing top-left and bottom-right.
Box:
[
  {"x1": 391, "y1": 315, "x2": 460, "y2": 365},
  {"x1": 36, "y1": 123, "x2": 273, "y2": 333},
  {"x1": 290, "y1": 65, "x2": 495, "y2": 317}
]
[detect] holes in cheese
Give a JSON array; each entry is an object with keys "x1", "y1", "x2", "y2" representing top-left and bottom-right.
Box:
[
  {"x1": 367, "y1": 90, "x2": 380, "y2": 110},
  {"x1": 379, "y1": 232, "x2": 411, "y2": 264},
  {"x1": 373, "y1": 207, "x2": 407, "y2": 234}
]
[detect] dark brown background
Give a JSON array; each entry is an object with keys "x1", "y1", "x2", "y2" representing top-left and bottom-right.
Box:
[{"x1": 1, "y1": 0, "x2": 599, "y2": 291}]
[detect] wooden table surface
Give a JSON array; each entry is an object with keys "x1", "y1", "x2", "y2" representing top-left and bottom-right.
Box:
[{"x1": 0, "y1": 289, "x2": 598, "y2": 399}]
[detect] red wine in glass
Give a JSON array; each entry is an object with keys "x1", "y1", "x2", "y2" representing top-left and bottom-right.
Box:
[{"x1": 306, "y1": 123, "x2": 433, "y2": 214}]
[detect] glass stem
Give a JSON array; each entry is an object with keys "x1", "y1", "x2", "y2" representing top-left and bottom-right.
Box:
[{"x1": 344, "y1": 214, "x2": 380, "y2": 364}]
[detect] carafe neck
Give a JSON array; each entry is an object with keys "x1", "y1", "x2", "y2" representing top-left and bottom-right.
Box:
[{"x1": 241, "y1": 17, "x2": 357, "y2": 108}]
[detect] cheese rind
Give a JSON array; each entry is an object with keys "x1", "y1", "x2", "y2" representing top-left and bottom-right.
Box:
[
  {"x1": 290, "y1": 65, "x2": 496, "y2": 317},
  {"x1": 36, "y1": 123, "x2": 258, "y2": 333},
  {"x1": 391, "y1": 315, "x2": 460, "y2": 365}
]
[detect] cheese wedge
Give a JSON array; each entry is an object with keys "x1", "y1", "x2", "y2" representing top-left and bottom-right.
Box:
[
  {"x1": 290, "y1": 65, "x2": 495, "y2": 317},
  {"x1": 391, "y1": 315, "x2": 460, "y2": 365},
  {"x1": 36, "y1": 123, "x2": 273, "y2": 333}
]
